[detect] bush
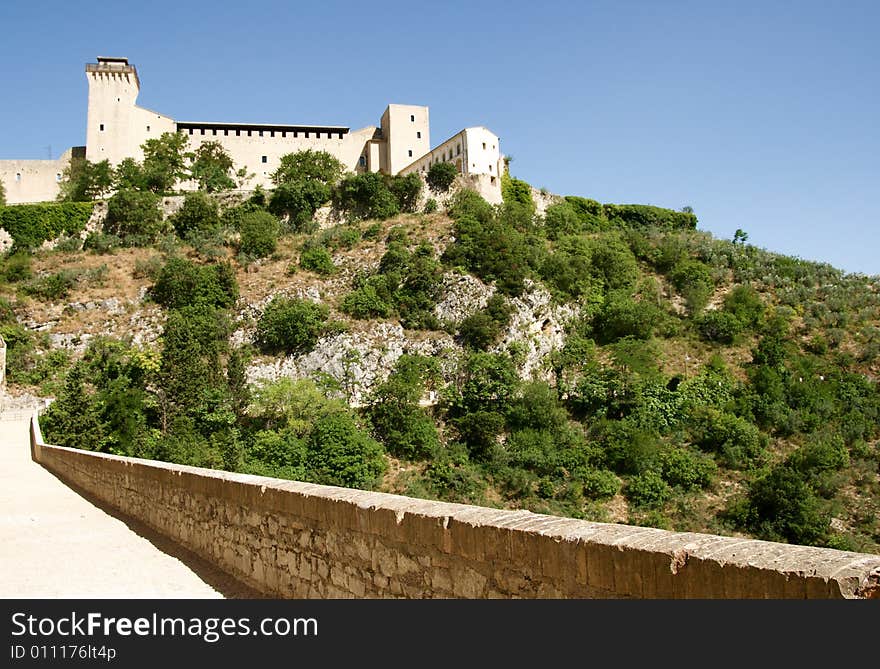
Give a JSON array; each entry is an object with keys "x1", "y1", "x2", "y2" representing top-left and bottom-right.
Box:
[
  {"x1": 104, "y1": 190, "x2": 163, "y2": 243},
  {"x1": 501, "y1": 173, "x2": 534, "y2": 213},
  {"x1": 82, "y1": 232, "x2": 123, "y2": 254},
  {"x1": 593, "y1": 291, "x2": 660, "y2": 343},
  {"x1": 563, "y1": 196, "x2": 606, "y2": 231},
  {"x1": 255, "y1": 297, "x2": 329, "y2": 354},
  {"x1": 332, "y1": 173, "x2": 399, "y2": 221},
  {"x1": 689, "y1": 408, "x2": 767, "y2": 469},
  {"x1": 543, "y1": 201, "x2": 583, "y2": 240},
  {"x1": 271, "y1": 150, "x2": 344, "y2": 187},
  {"x1": 426, "y1": 162, "x2": 457, "y2": 193},
  {"x1": 0, "y1": 202, "x2": 94, "y2": 252},
  {"x1": 659, "y1": 447, "x2": 716, "y2": 490},
  {"x1": 698, "y1": 310, "x2": 743, "y2": 344},
  {"x1": 238, "y1": 210, "x2": 280, "y2": 258},
  {"x1": 458, "y1": 294, "x2": 512, "y2": 350},
  {"x1": 670, "y1": 259, "x2": 714, "y2": 313},
  {"x1": 268, "y1": 180, "x2": 330, "y2": 232},
  {"x1": 447, "y1": 189, "x2": 494, "y2": 224},
  {"x1": 149, "y1": 257, "x2": 238, "y2": 310},
  {"x1": 579, "y1": 469, "x2": 621, "y2": 500},
  {"x1": 22, "y1": 271, "x2": 77, "y2": 300},
  {"x1": 0, "y1": 252, "x2": 32, "y2": 283},
  {"x1": 625, "y1": 470, "x2": 672, "y2": 509},
  {"x1": 306, "y1": 412, "x2": 387, "y2": 488},
  {"x1": 388, "y1": 173, "x2": 422, "y2": 213},
  {"x1": 723, "y1": 284, "x2": 765, "y2": 330},
  {"x1": 170, "y1": 191, "x2": 220, "y2": 240},
  {"x1": 340, "y1": 276, "x2": 394, "y2": 319},
  {"x1": 603, "y1": 203, "x2": 697, "y2": 229},
  {"x1": 299, "y1": 244, "x2": 335, "y2": 275}
]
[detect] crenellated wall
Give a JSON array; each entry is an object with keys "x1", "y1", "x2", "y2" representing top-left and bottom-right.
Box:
[{"x1": 30, "y1": 415, "x2": 880, "y2": 599}]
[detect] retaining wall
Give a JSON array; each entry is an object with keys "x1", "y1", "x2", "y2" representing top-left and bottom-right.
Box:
[{"x1": 30, "y1": 415, "x2": 880, "y2": 598}]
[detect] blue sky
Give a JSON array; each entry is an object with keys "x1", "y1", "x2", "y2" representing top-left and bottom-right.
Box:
[{"x1": 1, "y1": 1, "x2": 877, "y2": 274}]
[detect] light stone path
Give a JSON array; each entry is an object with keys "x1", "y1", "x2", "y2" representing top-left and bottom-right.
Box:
[{"x1": 0, "y1": 411, "x2": 257, "y2": 598}]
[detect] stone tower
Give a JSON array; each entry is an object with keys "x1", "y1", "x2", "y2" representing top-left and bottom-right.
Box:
[
  {"x1": 85, "y1": 57, "x2": 142, "y2": 165},
  {"x1": 381, "y1": 104, "x2": 430, "y2": 175}
]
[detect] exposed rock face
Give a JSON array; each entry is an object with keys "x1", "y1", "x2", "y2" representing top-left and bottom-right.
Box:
[
  {"x1": 433, "y1": 272, "x2": 495, "y2": 324},
  {"x1": 246, "y1": 323, "x2": 455, "y2": 405},
  {"x1": 495, "y1": 281, "x2": 578, "y2": 381}
]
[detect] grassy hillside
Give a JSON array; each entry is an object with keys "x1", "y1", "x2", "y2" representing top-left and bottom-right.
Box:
[{"x1": 3, "y1": 185, "x2": 878, "y2": 554}]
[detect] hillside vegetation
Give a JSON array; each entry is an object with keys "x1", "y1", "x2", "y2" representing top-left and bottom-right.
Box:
[{"x1": 2, "y1": 143, "x2": 878, "y2": 554}]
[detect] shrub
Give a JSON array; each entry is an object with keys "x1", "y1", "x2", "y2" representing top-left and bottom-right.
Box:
[
  {"x1": 501, "y1": 174, "x2": 534, "y2": 213},
  {"x1": 149, "y1": 257, "x2": 238, "y2": 310},
  {"x1": 447, "y1": 189, "x2": 494, "y2": 224},
  {"x1": 22, "y1": 271, "x2": 77, "y2": 300},
  {"x1": 426, "y1": 162, "x2": 458, "y2": 193},
  {"x1": 306, "y1": 412, "x2": 387, "y2": 489},
  {"x1": 0, "y1": 202, "x2": 94, "y2": 252},
  {"x1": 340, "y1": 276, "x2": 395, "y2": 319},
  {"x1": 626, "y1": 470, "x2": 672, "y2": 509},
  {"x1": 170, "y1": 191, "x2": 220, "y2": 239},
  {"x1": 543, "y1": 201, "x2": 583, "y2": 240},
  {"x1": 0, "y1": 252, "x2": 32, "y2": 283},
  {"x1": 332, "y1": 173, "x2": 399, "y2": 221},
  {"x1": 82, "y1": 232, "x2": 122, "y2": 254},
  {"x1": 104, "y1": 190, "x2": 163, "y2": 243},
  {"x1": 563, "y1": 196, "x2": 606, "y2": 231},
  {"x1": 299, "y1": 244, "x2": 335, "y2": 275},
  {"x1": 458, "y1": 294, "x2": 512, "y2": 350},
  {"x1": 689, "y1": 408, "x2": 767, "y2": 469},
  {"x1": 670, "y1": 259, "x2": 714, "y2": 313},
  {"x1": 255, "y1": 297, "x2": 329, "y2": 354},
  {"x1": 578, "y1": 469, "x2": 621, "y2": 500},
  {"x1": 659, "y1": 447, "x2": 716, "y2": 490},
  {"x1": 698, "y1": 310, "x2": 743, "y2": 344},
  {"x1": 593, "y1": 291, "x2": 660, "y2": 343},
  {"x1": 603, "y1": 203, "x2": 697, "y2": 229},
  {"x1": 387, "y1": 173, "x2": 422, "y2": 213},
  {"x1": 723, "y1": 284, "x2": 765, "y2": 330},
  {"x1": 238, "y1": 210, "x2": 280, "y2": 258},
  {"x1": 268, "y1": 180, "x2": 330, "y2": 232}
]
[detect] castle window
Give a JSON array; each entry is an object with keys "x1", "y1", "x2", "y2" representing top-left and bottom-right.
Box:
[
  {"x1": 236, "y1": 130, "x2": 240, "y2": 136},
  {"x1": 281, "y1": 131, "x2": 286, "y2": 138},
  {"x1": 189, "y1": 129, "x2": 193, "y2": 135},
  {"x1": 482, "y1": 142, "x2": 486, "y2": 150},
  {"x1": 99, "y1": 124, "x2": 104, "y2": 131},
  {"x1": 247, "y1": 130, "x2": 252, "y2": 137},
  {"x1": 224, "y1": 129, "x2": 228, "y2": 136},
  {"x1": 457, "y1": 144, "x2": 461, "y2": 156},
  {"x1": 338, "y1": 132, "x2": 344, "y2": 139},
  {"x1": 490, "y1": 176, "x2": 496, "y2": 184},
  {"x1": 15, "y1": 173, "x2": 21, "y2": 182},
  {"x1": 305, "y1": 132, "x2": 309, "y2": 138},
  {"x1": 417, "y1": 131, "x2": 421, "y2": 139},
  {"x1": 146, "y1": 125, "x2": 151, "y2": 132},
  {"x1": 489, "y1": 164, "x2": 493, "y2": 172},
  {"x1": 201, "y1": 129, "x2": 205, "y2": 135},
  {"x1": 261, "y1": 155, "x2": 267, "y2": 163},
  {"x1": 56, "y1": 173, "x2": 62, "y2": 182},
  {"x1": 270, "y1": 131, "x2": 275, "y2": 138},
  {"x1": 294, "y1": 131, "x2": 299, "y2": 138},
  {"x1": 408, "y1": 149, "x2": 413, "y2": 157},
  {"x1": 410, "y1": 114, "x2": 415, "y2": 122},
  {"x1": 259, "y1": 131, "x2": 264, "y2": 137},
  {"x1": 212, "y1": 129, "x2": 217, "y2": 135},
  {"x1": 359, "y1": 156, "x2": 366, "y2": 167}
]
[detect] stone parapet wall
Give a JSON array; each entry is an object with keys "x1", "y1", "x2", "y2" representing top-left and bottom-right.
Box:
[{"x1": 30, "y1": 415, "x2": 880, "y2": 598}]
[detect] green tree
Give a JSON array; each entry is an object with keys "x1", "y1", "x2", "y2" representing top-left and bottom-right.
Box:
[
  {"x1": 268, "y1": 180, "x2": 330, "y2": 232},
  {"x1": 332, "y1": 173, "x2": 399, "y2": 221},
  {"x1": 141, "y1": 131, "x2": 190, "y2": 193},
  {"x1": 150, "y1": 257, "x2": 238, "y2": 310},
  {"x1": 426, "y1": 162, "x2": 457, "y2": 193},
  {"x1": 170, "y1": 191, "x2": 221, "y2": 239},
  {"x1": 58, "y1": 158, "x2": 114, "y2": 202},
  {"x1": 114, "y1": 158, "x2": 147, "y2": 191},
  {"x1": 0, "y1": 177, "x2": 5, "y2": 205},
  {"x1": 388, "y1": 173, "x2": 423, "y2": 213},
  {"x1": 189, "y1": 141, "x2": 236, "y2": 192},
  {"x1": 104, "y1": 189, "x2": 164, "y2": 243},
  {"x1": 271, "y1": 150, "x2": 344, "y2": 187}
]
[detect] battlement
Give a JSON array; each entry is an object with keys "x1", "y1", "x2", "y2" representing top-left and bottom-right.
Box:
[{"x1": 86, "y1": 57, "x2": 139, "y2": 88}]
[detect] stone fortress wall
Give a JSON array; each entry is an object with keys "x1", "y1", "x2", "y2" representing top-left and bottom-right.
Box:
[
  {"x1": 1, "y1": 57, "x2": 502, "y2": 203},
  {"x1": 29, "y1": 414, "x2": 880, "y2": 599}
]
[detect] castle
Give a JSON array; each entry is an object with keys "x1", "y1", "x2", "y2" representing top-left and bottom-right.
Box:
[{"x1": 0, "y1": 57, "x2": 504, "y2": 204}]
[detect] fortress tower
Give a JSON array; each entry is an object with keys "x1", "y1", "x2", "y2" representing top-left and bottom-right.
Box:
[{"x1": 85, "y1": 57, "x2": 175, "y2": 165}]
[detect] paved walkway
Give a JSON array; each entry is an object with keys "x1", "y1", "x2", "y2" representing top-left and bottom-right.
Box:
[{"x1": 0, "y1": 411, "x2": 252, "y2": 598}]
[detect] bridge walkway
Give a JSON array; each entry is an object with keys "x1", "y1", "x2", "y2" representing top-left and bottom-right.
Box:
[{"x1": 0, "y1": 410, "x2": 256, "y2": 598}]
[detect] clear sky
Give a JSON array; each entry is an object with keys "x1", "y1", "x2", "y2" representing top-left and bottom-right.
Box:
[{"x1": 1, "y1": 1, "x2": 877, "y2": 274}]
